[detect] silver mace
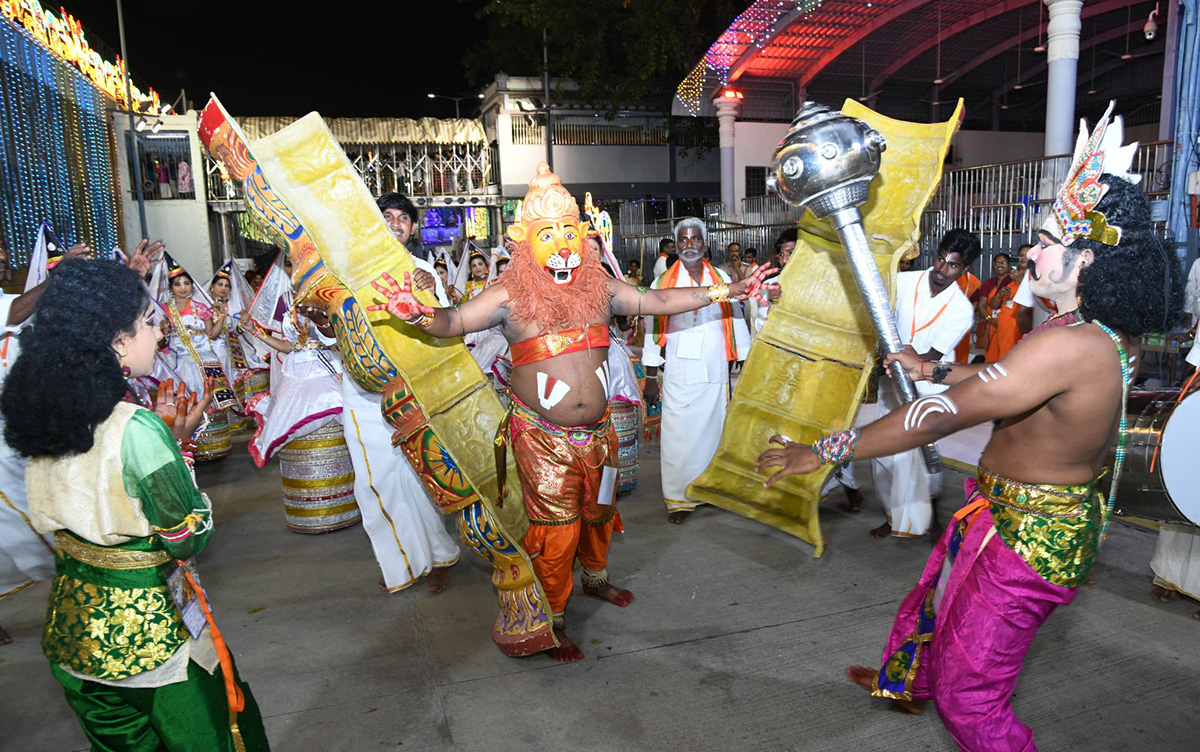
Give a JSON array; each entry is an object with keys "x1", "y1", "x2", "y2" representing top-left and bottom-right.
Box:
[{"x1": 767, "y1": 102, "x2": 941, "y2": 473}]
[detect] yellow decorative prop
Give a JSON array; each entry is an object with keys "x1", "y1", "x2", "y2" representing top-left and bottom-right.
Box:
[
  {"x1": 686, "y1": 100, "x2": 964, "y2": 556},
  {"x1": 198, "y1": 97, "x2": 555, "y2": 656}
]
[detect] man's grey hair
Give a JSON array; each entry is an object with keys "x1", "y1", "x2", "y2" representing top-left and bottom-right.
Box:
[{"x1": 674, "y1": 217, "x2": 707, "y2": 245}]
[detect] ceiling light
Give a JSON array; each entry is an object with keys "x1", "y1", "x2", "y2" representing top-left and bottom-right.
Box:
[
  {"x1": 1013, "y1": 84, "x2": 1024, "y2": 91},
  {"x1": 151, "y1": 120, "x2": 162, "y2": 133},
  {"x1": 933, "y1": 77, "x2": 944, "y2": 85},
  {"x1": 134, "y1": 117, "x2": 147, "y2": 132},
  {"x1": 160, "y1": 104, "x2": 172, "y2": 115}
]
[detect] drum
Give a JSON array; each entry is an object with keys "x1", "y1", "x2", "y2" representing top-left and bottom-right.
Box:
[
  {"x1": 1111, "y1": 390, "x2": 1200, "y2": 525},
  {"x1": 240, "y1": 368, "x2": 270, "y2": 405},
  {"x1": 193, "y1": 409, "x2": 232, "y2": 462},
  {"x1": 610, "y1": 399, "x2": 639, "y2": 495},
  {"x1": 278, "y1": 422, "x2": 361, "y2": 534},
  {"x1": 231, "y1": 369, "x2": 269, "y2": 433}
]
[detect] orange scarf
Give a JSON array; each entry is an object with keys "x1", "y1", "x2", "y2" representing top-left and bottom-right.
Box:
[{"x1": 653, "y1": 260, "x2": 737, "y2": 361}]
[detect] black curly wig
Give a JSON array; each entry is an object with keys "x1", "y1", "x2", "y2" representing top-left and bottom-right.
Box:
[
  {"x1": 2, "y1": 259, "x2": 151, "y2": 458},
  {"x1": 1070, "y1": 175, "x2": 1184, "y2": 337}
]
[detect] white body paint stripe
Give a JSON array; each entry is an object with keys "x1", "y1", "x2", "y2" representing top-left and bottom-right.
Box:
[
  {"x1": 536, "y1": 371, "x2": 572, "y2": 410},
  {"x1": 978, "y1": 362, "x2": 1010, "y2": 385},
  {"x1": 903, "y1": 394, "x2": 959, "y2": 432},
  {"x1": 595, "y1": 363, "x2": 610, "y2": 396}
]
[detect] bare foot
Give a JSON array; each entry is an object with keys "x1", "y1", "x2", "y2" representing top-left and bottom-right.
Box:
[
  {"x1": 1192, "y1": 609, "x2": 1200, "y2": 621},
  {"x1": 870, "y1": 522, "x2": 892, "y2": 539},
  {"x1": 928, "y1": 524, "x2": 944, "y2": 545},
  {"x1": 846, "y1": 665, "x2": 926, "y2": 715},
  {"x1": 583, "y1": 583, "x2": 634, "y2": 607},
  {"x1": 842, "y1": 487, "x2": 864, "y2": 513},
  {"x1": 426, "y1": 566, "x2": 450, "y2": 594},
  {"x1": 0, "y1": 624, "x2": 11, "y2": 645},
  {"x1": 549, "y1": 627, "x2": 584, "y2": 662},
  {"x1": 377, "y1": 577, "x2": 388, "y2": 592},
  {"x1": 667, "y1": 510, "x2": 692, "y2": 524},
  {"x1": 846, "y1": 665, "x2": 878, "y2": 691},
  {"x1": 1151, "y1": 585, "x2": 1180, "y2": 603}
]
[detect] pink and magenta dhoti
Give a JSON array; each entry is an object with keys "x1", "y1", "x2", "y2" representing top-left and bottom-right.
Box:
[{"x1": 871, "y1": 467, "x2": 1103, "y2": 751}]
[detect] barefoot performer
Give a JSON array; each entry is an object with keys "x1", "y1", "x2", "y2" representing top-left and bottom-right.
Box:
[
  {"x1": 757, "y1": 105, "x2": 1182, "y2": 749},
  {"x1": 371, "y1": 163, "x2": 775, "y2": 662}
]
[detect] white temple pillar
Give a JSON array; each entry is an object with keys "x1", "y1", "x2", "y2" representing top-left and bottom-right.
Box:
[
  {"x1": 713, "y1": 89, "x2": 742, "y2": 220},
  {"x1": 1043, "y1": 0, "x2": 1082, "y2": 156}
]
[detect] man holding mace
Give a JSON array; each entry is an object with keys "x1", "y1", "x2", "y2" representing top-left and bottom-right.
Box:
[{"x1": 757, "y1": 105, "x2": 1182, "y2": 749}]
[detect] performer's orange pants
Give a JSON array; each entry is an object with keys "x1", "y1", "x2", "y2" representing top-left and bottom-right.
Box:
[{"x1": 509, "y1": 395, "x2": 620, "y2": 616}]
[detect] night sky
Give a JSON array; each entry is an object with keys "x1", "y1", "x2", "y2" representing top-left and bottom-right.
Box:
[{"x1": 67, "y1": 1, "x2": 490, "y2": 118}]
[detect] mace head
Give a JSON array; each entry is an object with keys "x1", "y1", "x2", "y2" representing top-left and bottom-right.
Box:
[{"x1": 767, "y1": 102, "x2": 887, "y2": 219}]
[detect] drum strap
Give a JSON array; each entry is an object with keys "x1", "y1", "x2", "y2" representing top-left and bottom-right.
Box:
[{"x1": 1090, "y1": 320, "x2": 1131, "y2": 538}]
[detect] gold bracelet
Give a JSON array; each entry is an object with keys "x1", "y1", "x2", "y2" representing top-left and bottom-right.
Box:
[
  {"x1": 707, "y1": 282, "x2": 730, "y2": 304},
  {"x1": 408, "y1": 312, "x2": 434, "y2": 328}
]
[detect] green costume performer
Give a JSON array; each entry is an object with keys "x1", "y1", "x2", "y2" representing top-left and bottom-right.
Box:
[{"x1": 27, "y1": 403, "x2": 268, "y2": 751}]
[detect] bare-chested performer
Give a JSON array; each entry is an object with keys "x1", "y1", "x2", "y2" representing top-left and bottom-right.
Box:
[
  {"x1": 370, "y1": 163, "x2": 774, "y2": 662},
  {"x1": 756, "y1": 106, "x2": 1183, "y2": 749}
]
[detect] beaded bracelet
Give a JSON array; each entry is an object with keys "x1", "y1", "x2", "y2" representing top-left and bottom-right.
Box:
[
  {"x1": 811, "y1": 428, "x2": 860, "y2": 466},
  {"x1": 931, "y1": 362, "x2": 951, "y2": 385}
]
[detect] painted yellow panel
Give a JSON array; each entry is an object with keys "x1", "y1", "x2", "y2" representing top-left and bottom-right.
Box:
[{"x1": 687, "y1": 100, "x2": 964, "y2": 556}]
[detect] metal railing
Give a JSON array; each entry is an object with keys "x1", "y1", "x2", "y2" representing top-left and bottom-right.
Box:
[
  {"x1": 511, "y1": 117, "x2": 544, "y2": 146},
  {"x1": 741, "y1": 194, "x2": 803, "y2": 227},
  {"x1": 510, "y1": 116, "x2": 719, "y2": 148},
  {"x1": 345, "y1": 143, "x2": 497, "y2": 197},
  {"x1": 911, "y1": 139, "x2": 1174, "y2": 277},
  {"x1": 205, "y1": 142, "x2": 499, "y2": 204},
  {"x1": 929, "y1": 140, "x2": 1171, "y2": 230}
]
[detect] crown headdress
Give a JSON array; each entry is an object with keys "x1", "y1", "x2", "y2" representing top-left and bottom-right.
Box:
[
  {"x1": 507, "y1": 162, "x2": 578, "y2": 241},
  {"x1": 1042, "y1": 101, "x2": 1140, "y2": 247}
]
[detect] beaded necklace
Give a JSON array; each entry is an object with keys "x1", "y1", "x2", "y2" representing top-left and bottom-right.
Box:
[{"x1": 1084, "y1": 319, "x2": 1131, "y2": 538}]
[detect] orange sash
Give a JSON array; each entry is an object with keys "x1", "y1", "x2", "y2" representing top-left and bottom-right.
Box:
[
  {"x1": 510, "y1": 323, "x2": 609, "y2": 368},
  {"x1": 652, "y1": 260, "x2": 737, "y2": 362}
]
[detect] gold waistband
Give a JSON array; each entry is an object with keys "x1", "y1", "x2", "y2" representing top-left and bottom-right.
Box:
[
  {"x1": 54, "y1": 531, "x2": 171, "y2": 570},
  {"x1": 976, "y1": 466, "x2": 1103, "y2": 588},
  {"x1": 977, "y1": 466, "x2": 1101, "y2": 519}
]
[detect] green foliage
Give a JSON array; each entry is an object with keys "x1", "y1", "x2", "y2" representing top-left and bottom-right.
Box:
[{"x1": 464, "y1": 0, "x2": 743, "y2": 110}]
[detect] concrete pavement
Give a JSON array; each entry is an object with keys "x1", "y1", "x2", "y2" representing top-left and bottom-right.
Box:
[{"x1": 2, "y1": 439, "x2": 1197, "y2": 751}]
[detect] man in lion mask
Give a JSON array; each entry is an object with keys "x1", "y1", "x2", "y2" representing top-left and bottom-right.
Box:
[{"x1": 370, "y1": 162, "x2": 775, "y2": 661}]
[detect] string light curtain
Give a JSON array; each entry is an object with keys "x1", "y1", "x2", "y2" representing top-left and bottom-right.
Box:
[
  {"x1": 0, "y1": 18, "x2": 121, "y2": 267},
  {"x1": 675, "y1": 0, "x2": 827, "y2": 115}
]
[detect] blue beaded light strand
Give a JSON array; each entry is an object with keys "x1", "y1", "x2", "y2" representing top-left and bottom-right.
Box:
[{"x1": 1, "y1": 17, "x2": 122, "y2": 265}]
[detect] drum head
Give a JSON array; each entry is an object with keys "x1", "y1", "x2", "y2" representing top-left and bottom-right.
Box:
[{"x1": 1159, "y1": 392, "x2": 1200, "y2": 525}]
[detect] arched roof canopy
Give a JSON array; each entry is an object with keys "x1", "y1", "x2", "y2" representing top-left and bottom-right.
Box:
[{"x1": 675, "y1": 0, "x2": 1164, "y2": 131}]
